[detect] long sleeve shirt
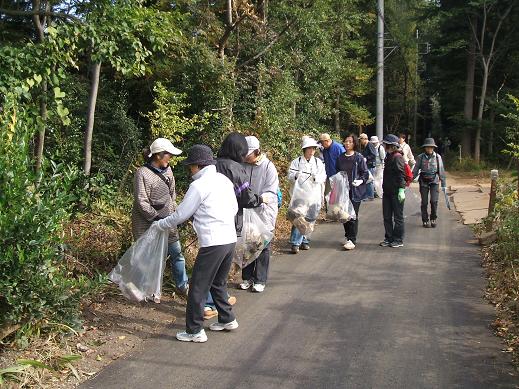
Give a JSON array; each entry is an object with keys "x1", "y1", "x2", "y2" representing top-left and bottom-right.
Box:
[
  {"x1": 412, "y1": 152, "x2": 447, "y2": 188},
  {"x1": 322, "y1": 141, "x2": 345, "y2": 178},
  {"x1": 288, "y1": 155, "x2": 327, "y2": 185},
  {"x1": 158, "y1": 165, "x2": 238, "y2": 247},
  {"x1": 400, "y1": 142, "x2": 416, "y2": 167},
  {"x1": 382, "y1": 151, "x2": 406, "y2": 195}
]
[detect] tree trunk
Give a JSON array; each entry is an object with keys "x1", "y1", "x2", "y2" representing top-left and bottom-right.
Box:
[
  {"x1": 462, "y1": 17, "x2": 476, "y2": 157},
  {"x1": 475, "y1": 63, "x2": 489, "y2": 164},
  {"x1": 83, "y1": 61, "x2": 101, "y2": 176},
  {"x1": 488, "y1": 107, "x2": 495, "y2": 155}
]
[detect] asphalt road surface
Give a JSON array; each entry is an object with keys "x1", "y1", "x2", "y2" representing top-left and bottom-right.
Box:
[{"x1": 82, "y1": 190, "x2": 517, "y2": 389}]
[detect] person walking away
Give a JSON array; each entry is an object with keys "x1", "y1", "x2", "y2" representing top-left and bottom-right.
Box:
[
  {"x1": 319, "y1": 133, "x2": 345, "y2": 209},
  {"x1": 370, "y1": 136, "x2": 386, "y2": 198},
  {"x1": 155, "y1": 145, "x2": 238, "y2": 343},
  {"x1": 239, "y1": 136, "x2": 279, "y2": 293},
  {"x1": 335, "y1": 133, "x2": 369, "y2": 250},
  {"x1": 380, "y1": 134, "x2": 406, "y2": 248},
  {"x1": 412, "y1": 138, "x2": 447, "y2": 228},
  {"x1": 204, "y1": 132, "x2": 266, "y2": 319},
  {"x1": 287, "y1": 137, "x2": 326, "y2": 254},
  {"x1": 359, "y1": 133, "x2": 377, "y2": 200},
  {"x1": 132, "y1": 138, "x2": 188, "y2": 301},
  {"x1": 398, "y1": 133, "x2": 416, "y2": 168}
]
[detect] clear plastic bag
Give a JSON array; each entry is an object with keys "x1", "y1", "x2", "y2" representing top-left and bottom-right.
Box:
[
  {"x1": 374, "y1": 166, "x2": 384, "y2": 197},
  {"x1": 326, "y1": 172, "x2": 357, "y2": 222},
  {"x1": 233, "y1": 208, "x2": 274, "y2": 269},
  {"x1": 109, "y1": 226, "x2": 168, "y2": 302},
  {"x1": 287, "y1": 176, "x2": 322, "y2": 235}
]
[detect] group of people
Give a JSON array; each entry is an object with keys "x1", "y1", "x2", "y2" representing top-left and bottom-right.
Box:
[{"x1": 129, "y1": 130, "x2": 447, "y2": 343}]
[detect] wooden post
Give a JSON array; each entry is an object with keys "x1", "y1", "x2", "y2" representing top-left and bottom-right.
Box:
[{"x1": 488, "y1": 169, "x2": 499, "y2": 216}]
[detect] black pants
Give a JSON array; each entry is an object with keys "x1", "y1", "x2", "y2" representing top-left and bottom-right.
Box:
[
  {"x1": 383, "y1": 193, "x2": 405, "y2": 243},
  {"x1": 186, "y1": 243, "x2": 236, "y2": 333},
  {"x1": 420, "y1": 183, "x2": 439, "y2": 222},
  {"x1": 242, "y1": 243, "x2": 270, "y2": 284},
  {"x1": 343, "y1": 200, "x2": 361, "y2": 244}
]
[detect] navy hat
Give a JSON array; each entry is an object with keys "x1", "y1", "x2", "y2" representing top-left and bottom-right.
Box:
[
  {"x1": 183, "y1": 144, "x2": 216, "y2": 166},
  {"x1": 382, "y1": 134, "x2": 400, "y2": 147},
  {"x1": 422, "y1": 138, "x2": 437, "y2": 148}
]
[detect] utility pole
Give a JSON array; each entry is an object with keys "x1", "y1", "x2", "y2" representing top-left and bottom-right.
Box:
[
  {"x1": 413, "y1": 29, "x2": 419, "y2": 147},
  {"x1": 376, "y1": 0, "x2": 384, "y2": 142}
]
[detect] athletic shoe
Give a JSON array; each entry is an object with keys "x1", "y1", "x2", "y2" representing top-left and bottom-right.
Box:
[
  {"x1": 209, "y1": 319, "x2": 239, "y2": 331},
  {"x1": 423, "y1": 221, "x2": 430, "y2": 228},
  {"x1": 228, "y1": 295, "x2": 237, "y2": 305},
  {"x1": 239, "y1": 279, "x2": 253, "y2": 290},
  {"x1": 176, "y1": 329, "x2": 207, "y2": 343},
  {"x1": 204, "y1": 307, "x2": 218, "y2": 320},
  {"x1": 390, "y1": 241, "x2": 404, "y2": 248},
  {"x1": 343, "y1": 240, "x2": 356, "y2": 250},
  {"x1": 291, "y1": 245, "x2": 299, "y2": 254},
  {"x1": 430, "y1": 219, "x2": 437, "y2": 228},
  {"x1": 252, "y1": 283, "x2": 265, "y2": 293},
  {"x1": 300, "y1": 243, "x2": 310, "y2": 250},
  {"x1": 379, "y1": 240, "x2": 391, "y2": 247}
]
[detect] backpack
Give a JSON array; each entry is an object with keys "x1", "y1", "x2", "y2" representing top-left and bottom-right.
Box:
[{"x1": 404, "y1": 163, "x2": 413, "y2": 187}]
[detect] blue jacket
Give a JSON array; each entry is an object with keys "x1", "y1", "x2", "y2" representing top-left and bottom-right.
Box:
[
  {"x1": 323, "y1": 141, "x2": 345, "y2": 178},
  {"x1": 335, "y1": 152, "x2": 369, "y2": 203}
]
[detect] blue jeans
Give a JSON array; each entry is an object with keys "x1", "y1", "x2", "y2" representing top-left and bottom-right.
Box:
[
  {"x1": 290, "y1": 226, "x2": 309, "y2": 246},
  {"x1": 168, "y1": 241, "x2": 188, "y2": 290},
  {"x1": 365, "y1": 167, "x2": 375, "y2": 199}
]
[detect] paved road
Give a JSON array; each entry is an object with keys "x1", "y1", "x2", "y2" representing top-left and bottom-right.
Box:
[{"x1": 82, "y1": 190, "x2": 517, "y2": 388}]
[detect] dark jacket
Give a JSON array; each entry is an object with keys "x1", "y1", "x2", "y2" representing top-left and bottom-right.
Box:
[
  {"x1": 382, "y1": 151, "x2": 406, "y2": 195},
  {"x1": 216, "y1": 158, "x2": 262, "y2": 235},
  {"x1": 361, "y1": 142, "x2": 378, "y2": 168},
  {"x1": 335, "y1": 152, "x2": 369, "y2": 202}
]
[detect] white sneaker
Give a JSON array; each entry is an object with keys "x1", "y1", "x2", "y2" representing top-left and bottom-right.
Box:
[
  {"x1": 209, "y1": 319, "x2": 239, "y2": 331},
  {"x1": 343, "y1": 240, "x2": 356, "y2": 250},
  {"x1": 252, "y1": 283, "x2": 265, "y2": 293},
  {"x1": 239, "y1": 279, "x2": 253, "y2": 290},
  {"x1": 176, "y1": 329, "x2": 208, "y2": 343}
]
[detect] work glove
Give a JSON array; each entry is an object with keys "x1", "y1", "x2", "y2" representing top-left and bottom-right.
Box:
[
  {"x1": 398, "y1": 188, "x2": 406, "y2": 203},
  {"x1": 352, "y1": 179, "x2": 363, "y2": 187}
]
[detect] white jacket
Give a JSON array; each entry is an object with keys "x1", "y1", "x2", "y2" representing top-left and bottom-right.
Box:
[
  {"x1": 158, "y1": 165, "x2": 238, "y2": 247},
  {"x1": 288, "y1": 155, "x2": 326, "y2": 185},
  {"x1": 400, "y1": 142, "x2": 416, "y2": 167}
]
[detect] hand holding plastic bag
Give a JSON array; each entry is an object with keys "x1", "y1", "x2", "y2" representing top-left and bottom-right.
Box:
[
  {"x1": 109, "y1": 226, "x2": 168, "y2": 302},
  {"x1": 233, "y1": 208, "x2": 273, "y2": 268},
  {"x1": 287, "y1": 176, "x2": 322, "y2": 235},
  {"x1": 326, "y1": 172, "x2": 357, "y2": 222}
]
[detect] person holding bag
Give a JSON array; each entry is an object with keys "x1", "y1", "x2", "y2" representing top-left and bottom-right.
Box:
[
  {"x1": 412, "y1": 138, "x2": 447, "y2": 228},
  {"x1": 155, "y1": 145, "x2": 239, "y2": 343},
  {"x1": 132, "y1": 138, "x2": 188, "y2": 300},
  {"x1": 335, "y1": 133, "x2": 369, "y2": 250},
  {"x1": 287, "y1": 136, "x2": 326, "y2": 254}
]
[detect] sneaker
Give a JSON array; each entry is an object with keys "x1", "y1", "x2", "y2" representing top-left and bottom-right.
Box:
[
  {"x1": 228, "y1": 295, "x2": 237, "y2": 305},
  {"x1": 209, "y1": 319, "x2": 239, "y2": 331},
  {"x1": 176, "y1": 329, "x2": 207, "y2": 343},
  {"x1": 239, "y1": 279, "x2": 253, "y2": 290},
  {"x1": 390, "y1": 241, "x2": 404, "y2": 248},
  {"x1": 300, "y1": 243, "x2": 310, "y2": 250},
  {"x1": 430, "y1": 219, "x2": 437, "y2": 228},
  {"x1": 291, "y1": 245, "x2": 300, "y2": 254},
  {"x1": 343, "y1": 240, "x2": 356, "y2": 250},
  {"x1": 252, "y1": 283, "x2": 265, "y2": 293},
  {"x1": 423, "y1": 221, "x2": 430, "y2": 228},
  {"x1": 379, "y1": 239, "x2": 391, "y2": 247},
  {"x1": 204, "y1": 307, "x2": 218, "y2": 320}
]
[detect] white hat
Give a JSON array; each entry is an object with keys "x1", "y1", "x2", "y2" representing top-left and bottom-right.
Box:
[
  {"x1": 370, "y1": 136, "x2": 380, "y2": 144},
  {"x1": 245, "y1": 136, "x2": 260, "y2": 156},
  {"x1": 148, "y1": 138, "x2": 182, "y2": 158},
  {"x1": 301, "y1": 137, "x2": 319, "y2": 149}
]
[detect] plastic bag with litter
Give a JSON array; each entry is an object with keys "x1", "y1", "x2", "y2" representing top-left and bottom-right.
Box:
[
  {"x1": 109, "y1": 226, "x2": 168, "y2": 302},
  {"x1": 287, "y1": 176, "x2": 322, "y2": 235},
  {"x1": 374, "y1": 166, "x2": 384, "y2": 197},
  {"x1": 326, "y1": 172, "x2": 357, "y2": 222},
  {"x1": 233, "y1": 208, "x2": 274, "y2": 268}
]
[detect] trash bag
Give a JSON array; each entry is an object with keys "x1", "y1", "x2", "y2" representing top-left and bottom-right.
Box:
[
  {"x1": 326, "y1": 172, "x2": 357, "y2": 222},
  {"x1": 374, "y1": 166, "x2": 384, "y2": 197},
  {"x1": 287, "y1": 176, "x2": 322, "y2": 235},
  {"x1": 109, "y1": 226, "x2": 168, "y2": 302},
  {"x1": 233, "y1": 208, "x2": 274, "y2": 268},
  {"x1": 404, "y1": 186, "x2": 422, "y2": 219}
]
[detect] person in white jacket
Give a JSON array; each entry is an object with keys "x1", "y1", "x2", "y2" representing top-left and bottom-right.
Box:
[
  {"x1": 155, "y1": 145, "x2": 238, "y2": 343},
  {"x1": 398, "y1": 133, "x2": 416, "y2": 168},
  {"x1": 287, "y1": 137, "x2": 326, "y2": 254}
]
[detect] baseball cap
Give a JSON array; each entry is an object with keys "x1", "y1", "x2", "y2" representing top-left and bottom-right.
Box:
[
  {"x1": 148, "y1": 138, "x2": 182, "y2": 157},
  {"x1": 245, "y1": 136, "x2": 260, "y2": 156}
]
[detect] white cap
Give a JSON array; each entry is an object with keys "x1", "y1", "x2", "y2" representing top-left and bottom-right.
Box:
[
  {"x1": 301, "y1": 137, "x2": 319, "y2": 149},
  {"x1": 245, "y1": 136, "x2": 260, "y2": 156},
  {"x1": 370, "y1": 136, "x2": 380, "y2": 144},
  {"x1": 148, "y1": 138, "x2": 182, "y2": 158}
]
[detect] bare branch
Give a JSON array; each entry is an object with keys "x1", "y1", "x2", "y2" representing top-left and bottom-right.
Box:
[{"x1": 0, "y1": 7, "x2": 82, "y2": 23}]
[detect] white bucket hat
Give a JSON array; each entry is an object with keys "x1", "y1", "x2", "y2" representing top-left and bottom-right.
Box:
[
  {"x1": 370, "y1": 136, "x2": 380, "y2": 144},
  {"x1": 245, "y1": 136, "x2": 260, "y2": 156},
  {"x1": 301, "y1": 137, "x2": 319, "y2": 149},
  {"x1": 148, "y1": 138, "x2": 182, "y2": 157}
]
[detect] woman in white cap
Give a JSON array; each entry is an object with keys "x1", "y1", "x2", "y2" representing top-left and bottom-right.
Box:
[
  {"x1": 132, "y1": 138, "x2": 188, "y2": 299},
  {"x1": 287, "y1": 136, "x2": 326, "y2": 254},
  {"x1": 370, "y1": 135, "x2": 386, "y2": 197}
]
